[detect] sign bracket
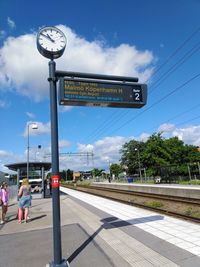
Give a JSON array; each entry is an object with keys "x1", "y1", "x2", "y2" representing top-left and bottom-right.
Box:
[{"x1": 55, "y1": 70, "x2": 139, "y2": 83}]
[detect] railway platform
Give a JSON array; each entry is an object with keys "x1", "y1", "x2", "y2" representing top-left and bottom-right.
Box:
[
  {"x1": 0, "y1": 186, "x2": 200, "y2": 266},
  {"x1": 92, "y1": 181, "x2": 200, "y2": 200}
]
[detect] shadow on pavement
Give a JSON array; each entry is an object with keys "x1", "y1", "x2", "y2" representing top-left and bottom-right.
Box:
[{"x1": 68, "y1": 214, "x2": 163, "y2": 263}]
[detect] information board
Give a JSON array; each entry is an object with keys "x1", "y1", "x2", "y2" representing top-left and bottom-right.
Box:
[{"x1": 59, "y1": 78, "x2": 147, "y2": 108}]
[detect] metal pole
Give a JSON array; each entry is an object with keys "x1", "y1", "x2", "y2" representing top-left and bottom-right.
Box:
[
  {"x1": 55, "y1": 70, "x2": 139, "y2": 82},
  {"x1": 137, "y1": 149, "x2": 142, "y2": 181},
  {"x1": 144, "y1": 168, "x2": 147, "y2": 180},
  {"x1": 187, "y1": 164, "x2": 192, "y2": 182},
  {"x1": 135, "y1": 148, "x2": 142, "y2": 181},
  {"x1": 17, "y1": 169, "x2": 20, "y2": 189},
  {"x1": 17, "y1": 168, "x2": 20, "y2": 201},
  {"x1": 48, "y1": 60, "x2": 69, "y2": 267},
  {"x1": 27, "y1": 124, "x2": 30, "y2": 179},
  {"x1": 197, "y1": 162, "x2": 200, "y2": 176},
  {"x1": 42, "y1": 167, "x2": 44, "y2": 198}
]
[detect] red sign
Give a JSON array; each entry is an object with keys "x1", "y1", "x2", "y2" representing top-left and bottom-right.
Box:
[{"x1": 52, "y1": 175, "x2": 60, "y2": 188}]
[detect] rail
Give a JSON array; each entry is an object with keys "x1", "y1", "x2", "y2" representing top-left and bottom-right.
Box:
[{"x1": 62, "y1": 184, "x2": 200, "y2": 223}]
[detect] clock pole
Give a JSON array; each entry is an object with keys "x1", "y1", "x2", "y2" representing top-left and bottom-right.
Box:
[
  {"x1": 48, "y1": 59, "x2": 69, "y2": 267},
  {"x1": 36, "y1": 26, "x2": 68, "y2": 267}
]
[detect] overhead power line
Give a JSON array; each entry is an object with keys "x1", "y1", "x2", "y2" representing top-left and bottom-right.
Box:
[
  {"x1": 82, "y1": 27, "x2": 200, "y2": 143},
  {"x1": 106, "y1": 73, "x2": 200, "y2": 136},
  {"x1": 142, "y1": 103, "x2": 200, "y2": 134},
  {"x1": 150, "y1": 41, "x2": 200, "y2": 94},
  {"x1": 146, "y1": 26, "x2": 200, "y2": 82}
]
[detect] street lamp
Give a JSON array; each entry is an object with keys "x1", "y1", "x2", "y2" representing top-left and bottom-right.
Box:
[
  {"x1": 27, "y1": 123, "x2": 38, "y2": 179},
  {"x1": 135, "y1": 148, "x2": 142, "y2": 181}
]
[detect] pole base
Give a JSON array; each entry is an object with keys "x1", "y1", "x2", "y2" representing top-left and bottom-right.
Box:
[{"x1": 47, "y1": 259, "x2": 70, "y2": 267}]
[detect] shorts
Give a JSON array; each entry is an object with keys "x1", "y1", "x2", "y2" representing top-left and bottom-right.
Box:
[{"x1": 18, "y1": 195, "x2": 31, "y2": 209}]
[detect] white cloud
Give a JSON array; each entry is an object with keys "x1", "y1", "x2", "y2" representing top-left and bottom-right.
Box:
[
  {"x1": 0, "y1": 150, "x2": 11, "y2": 158},
  {"x1": 139, "y1": 133, "x2": 150, "y2": 142},
  {"x1": 59, "y1": 139, "x2": 71, "y2": 149},
  {"x1": 59, "y1": 134, "x2": 152, "y2": 171},
  {"x1": 158, "y1": 123, "x2": 176, "y2": 133},
  {"x1": 172, "y1": 125, "x2": 200, "y2": 146},
  {"x1": 2, "y1": 123, "x2": 200, "y2": 173},
  {"x1": 0, "y1": 25, "x2": 154, "y2": 102},
  {"x1": 75, "y1": 136, "x2": 131, "y2": 171},
  {"x1": 59, "y1": 106, "x2": 73, "y2": 112},
  {"x1": 153, "y1": 123, "x2": 200, "y2": 146},
  {"x1": 26, "y1": 112, "x2": 35, "y2": 119},
  {"x1": 7, "y1": 17, "x2": 16, "y2": 29}
]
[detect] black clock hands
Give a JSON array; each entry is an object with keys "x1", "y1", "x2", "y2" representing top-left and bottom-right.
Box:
[
  {"x1": 41, "y1": 32, "x2": 55, "y2": 43},
  {"x1": 47, "y1": 33, "x2": 55, "y2": 42},
  {"x1": 37, "y1": 26, "x2": 66, "y2": 59}
]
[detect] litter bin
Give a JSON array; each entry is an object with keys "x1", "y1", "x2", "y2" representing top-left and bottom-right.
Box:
[{"x1": 127, "y1": 177, "x2": 134, "y2": 183}]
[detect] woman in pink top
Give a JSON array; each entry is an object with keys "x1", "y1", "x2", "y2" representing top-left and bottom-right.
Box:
[{"x1": 0, "y1": 182, "x2": 9, "y2": 224}]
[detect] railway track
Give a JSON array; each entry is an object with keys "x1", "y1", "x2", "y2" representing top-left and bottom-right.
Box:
[{"x1": 62, "y1": 184, "x2": 200, "y2": 223}]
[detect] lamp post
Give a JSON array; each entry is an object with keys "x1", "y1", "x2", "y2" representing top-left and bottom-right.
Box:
[
  {"x1": 108, "y1": 160, "x2": 111, "y2": 182},
  {"x1": 135, "y1": 148, "x2": 142, "y2": 181},
  {"x1": 27, "y1": 123, "x2": 38, "y2": 179}
]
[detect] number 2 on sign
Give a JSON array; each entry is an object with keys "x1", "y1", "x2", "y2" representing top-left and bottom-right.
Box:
[{"x1": 134, "y1": 92, "x2": 140, "y2": 101}]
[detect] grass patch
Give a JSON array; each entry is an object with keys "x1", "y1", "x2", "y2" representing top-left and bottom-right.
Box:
[
  {"x1": 179, "y1": 179, "x2": 200, "y2": 185},
  {"x1": 185, "y1": 207, "x2": 200, "y2": 218},
  {"x1": 145, "y1": 201, "x2": 164, "y2": 209}
]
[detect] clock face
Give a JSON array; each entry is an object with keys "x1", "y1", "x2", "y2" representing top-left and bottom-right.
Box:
[{"x1": 37, "y1": 26, "x2": 66, "y2": 59}]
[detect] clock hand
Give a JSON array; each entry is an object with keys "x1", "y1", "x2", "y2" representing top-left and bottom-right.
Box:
[
  {"x1": 41, "y1": 32, "x2": 55, "y2": 42},
  {"x1": 46, "y1": 33, "x2": 55, "y2": 43}
]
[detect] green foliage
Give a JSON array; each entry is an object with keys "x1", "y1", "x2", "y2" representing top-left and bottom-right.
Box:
[
  {"x1": 179, "y1": 179, "x2": 200, "y2": 185},
  {"x1": 91, "y1": 168, "x2": 104, "y2": 177},
  {"x1": 60, "y1": 170, "x2": 67, "y2": 181},
  {"x1": 120, "y1": 140, "x2": 145, "y2": 175},
  {"x1": 145, "y1": 201, "x2": 164, "y2": 208},
  {"x1": 76, "y1": 180, "x2": 92, "y2": 186},
  {"x1": 66, "y1": 169, "x2": 73, "y2": 180},
  {"x1": 120, "y1": 132, "x2": 200, "y2": 178},
  {"x1": 142, "y1": 133, "x2": 170, "y2": 168},
  {"x1": 184, "y1": 207, "x2": 200, "y2": 218},
  {"x1": 110, "y1": 163, "x2": 123, "y2": 177}
]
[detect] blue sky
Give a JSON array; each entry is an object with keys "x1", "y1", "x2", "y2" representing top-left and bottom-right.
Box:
[{"x1": 0, "y1": 0, "x2": 200, "y2": 173}]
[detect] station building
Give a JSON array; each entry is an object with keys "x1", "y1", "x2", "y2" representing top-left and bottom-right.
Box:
[{"x1": 5, "y1": 161, "x2": 51, "y2": 198}]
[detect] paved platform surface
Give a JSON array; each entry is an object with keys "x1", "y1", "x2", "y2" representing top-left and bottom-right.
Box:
[{"x1": 0, "y1": 187, "x2": 200, "y2": 267}]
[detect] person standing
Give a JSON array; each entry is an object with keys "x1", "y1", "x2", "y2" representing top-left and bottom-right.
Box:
[
  {"x1": 18, "y1": 178, "x2": 31, "y2": 223},
  {"x1": 0, "y1": 182, "x2": 9, "y2": 224},
  {"x1": 43, "y1": 178, "x2": 47, "y2": 198},
  {"x1": 49, "y1": 177, "x2": 52, "y2": 195}
]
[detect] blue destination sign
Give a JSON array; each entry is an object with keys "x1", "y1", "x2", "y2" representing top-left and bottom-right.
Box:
[{"x1": 59, "y1": 78, "x2": 147, "y2": 108}]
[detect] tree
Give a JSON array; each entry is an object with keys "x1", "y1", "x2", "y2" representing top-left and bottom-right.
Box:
[
  {"x1": 141, "y1": 133, "x2": 170, "y2": 176},
  {"x1": 60, "y1": 170, "x2": 67, "y2": 181},
  {"x1": 120, "y1": 132, "x2": 200, "y2": 178},
  {"x1": 91, "y1": 168, "x2": 104, "y2": 177},
  {"x1": 110, "y1": 163, "x2": 123, "y2": 177},
  {"x1": 66, "y1": 169, "x2": 73, "y2": 181},
  {"x1": 120, "y1": 140, "x2": 144, "y2": 175}
]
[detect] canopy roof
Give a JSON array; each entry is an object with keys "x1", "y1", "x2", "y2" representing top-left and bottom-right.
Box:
[{"x1": 5, "y1": 162, "x2": 51, "y2": 172}]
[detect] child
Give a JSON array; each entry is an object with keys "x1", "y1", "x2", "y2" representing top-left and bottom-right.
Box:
[{"x1": 0, "y1": 182, "x2": 9, "y2": 224}]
